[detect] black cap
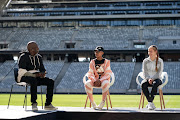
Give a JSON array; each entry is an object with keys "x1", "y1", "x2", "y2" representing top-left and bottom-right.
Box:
[{"x1": 94, "y1": 46, "x2": 104, "y2": 52}]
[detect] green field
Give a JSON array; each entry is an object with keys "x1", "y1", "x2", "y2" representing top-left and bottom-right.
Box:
[{"x1": 0, "y1": 94, "x2": 180, "y2": 108}]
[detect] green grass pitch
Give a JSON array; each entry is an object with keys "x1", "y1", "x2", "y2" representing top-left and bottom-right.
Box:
[{"x1": 0, "y1": 94, "x2": 180, "y2": 108}]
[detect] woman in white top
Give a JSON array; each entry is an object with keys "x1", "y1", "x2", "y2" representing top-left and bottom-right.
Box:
[{"x1": 142, "y1": 45, "x2": 163, "y2": 110}]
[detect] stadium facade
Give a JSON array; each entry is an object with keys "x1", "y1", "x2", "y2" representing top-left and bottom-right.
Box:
[
  {"x1": 0, "y1": 0, "x2": 180, "y2": 93},
  {"x1": 0, "y1": 0, "x2": 180, "y2": 62}
]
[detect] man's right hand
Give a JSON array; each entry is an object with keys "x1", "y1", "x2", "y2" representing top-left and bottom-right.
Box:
[{"x1": 36, "y1": 73, "x2": 45, "y2": 78}]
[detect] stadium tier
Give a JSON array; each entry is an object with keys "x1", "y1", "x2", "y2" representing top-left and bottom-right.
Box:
[
  {"x1": 56, "y1": 62, "x2": 89, "y2": 93},
  {"x1": 2, "y1": 0, "x2": 180, "y2": 18},
  {"x1": 0, "y1": 0, "x2": 180, "y2": 94},
  {"x1": 0, "y1": 0, "x2": 180, "y2": 28},
  {"x1": 163, "y1": 62, "x2": 180, "y2": 90},
  {"x1": 0, "y1": 26, "x2": 180, "y2": 50},
  {"x1": 1, "y1": 61, "x2": 180, "y2": 93},
  {"x1": 55, "y1": 62, "x2": 135, "y2": 93},
  {"x1": 0, "y1": 61, "x2": 16, "y2": 83},
  {"x1": 136, "y1": 62, "x2": 180, "y2": 93},
  {"x1": 0, "y1": 61, "x2": 64, "y2": 92}
]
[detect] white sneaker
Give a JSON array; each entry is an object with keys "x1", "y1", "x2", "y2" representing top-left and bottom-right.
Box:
[
  {"x1": 91, "y1": 101, "x2": 97, "y2": 110},
  {"x1": 147, "y1": 102, "x2": 155, "y2": 110},
  {"x1": 151, "y1": 102, "x2": 156, "y2": 109},
  {"x1": 97, "y1": 101, "x2": 105, "y2": 110},
  {"x1": 32, "y1": 103, "x2": 38, "y2": 111},
  {"x1": 44, "y1": 104, "x2": 58, "y2": 110}
]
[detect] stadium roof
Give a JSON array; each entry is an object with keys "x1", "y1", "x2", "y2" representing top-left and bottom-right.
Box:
[
  {"x1": 0, "y1": 14, "x2": 180, "y2": 21},
  {"x1": 10, "y1": 0, "x2": 178, "y2": 4}
]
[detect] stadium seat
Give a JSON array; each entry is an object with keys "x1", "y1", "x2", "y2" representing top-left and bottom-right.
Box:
[
  {"x1": 136, "y1": 72, "x2": 168, "y2": 110},
  {"x1": 83, "y1": 72, "x2": 115, "y2": 110},
  {"x1": 7, "y1": 68, "x2": 43, "y2": 110}
]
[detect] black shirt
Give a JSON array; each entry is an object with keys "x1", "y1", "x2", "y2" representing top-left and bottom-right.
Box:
[
  {"x1": 95, "y1": 58, "x2": 105, "y2": 65},
  {"x1": 94, "y1": 58, "x2": 105, "y2": 79}
]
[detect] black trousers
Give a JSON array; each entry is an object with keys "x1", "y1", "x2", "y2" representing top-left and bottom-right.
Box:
[
  {"x1": 21, "y1": 76, "x2": 54, "y2": 106},
  {"x1": 142, "y1": 79, "x2": 162, "y2": 102}
]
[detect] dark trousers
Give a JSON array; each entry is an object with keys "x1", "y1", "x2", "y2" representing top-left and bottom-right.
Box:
[
  {"x1": 142, "y1": 79, "x2": 162, "y2": 102},
  {"x1": 21, "y1": 76, "x2": 54, "y2": 106}
]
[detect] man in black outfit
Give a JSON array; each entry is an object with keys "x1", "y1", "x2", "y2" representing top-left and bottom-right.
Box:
[{"x1": 18, "y1": 41, "x2": 57, "y2": 111}]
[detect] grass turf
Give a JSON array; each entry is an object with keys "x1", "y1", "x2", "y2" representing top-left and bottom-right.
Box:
[{"x1": 0, "y1": 94, "x2": 180, "y2": 108}]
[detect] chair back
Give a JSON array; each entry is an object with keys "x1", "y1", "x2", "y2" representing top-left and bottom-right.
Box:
[
  {"x1": 14, "y1": 68, "x2": 18, "y2": 83},
  {"x1": 136, "y1": 72, "x2": 168, "y2": 89}
]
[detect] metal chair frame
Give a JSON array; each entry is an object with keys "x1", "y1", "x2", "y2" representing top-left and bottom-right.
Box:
[{"x1": 7, "y1": 68, "x2": 43, "y2": 110}]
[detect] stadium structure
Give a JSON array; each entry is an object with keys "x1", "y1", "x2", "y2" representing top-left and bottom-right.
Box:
[{"x1": 0, "y1": 0, "x2": 180, "y2": 94}]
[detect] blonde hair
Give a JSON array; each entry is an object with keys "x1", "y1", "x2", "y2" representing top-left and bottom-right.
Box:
[{"x1": 149, "y1": 45, "x2": 159, "y2": 72}]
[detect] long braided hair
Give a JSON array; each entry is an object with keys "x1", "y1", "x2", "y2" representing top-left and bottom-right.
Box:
[{"x1": 149, "y1": 45, "x2": 159, "y2": 72}]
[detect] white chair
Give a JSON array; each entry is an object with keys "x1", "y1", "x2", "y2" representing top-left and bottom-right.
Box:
[
  {"x1": 83, "y1": 72, "x2": 115, "y2": 110},
  {"x1": 136, "y1": 72, "x2": 168, "y2": 110}
]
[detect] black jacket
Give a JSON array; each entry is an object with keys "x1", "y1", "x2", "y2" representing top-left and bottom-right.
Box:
[{"x1": 18, "y1": 51, "x2": 46, "y2": 72}]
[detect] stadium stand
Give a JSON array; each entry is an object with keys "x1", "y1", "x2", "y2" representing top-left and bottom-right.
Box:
[
  {"x1": 0, "y1": 61, "x2": 64, "y2": 92},
  {"x1": 0, "y1": 26, "x2": 180, "y2": 50},
  {"x1": 43, "y1": 61, "x2": 64, "y2": 80},
  {"x1": 56, "y1": 62, "x2": 135, "y2": 93},
  {"x1": 1, "y1": 61, "x2": 180, "y2": 93},
  {"x1": 0, "y1": 28, "x2": 13, "y2": 41},
  {"x1": 3, "y1": 0, "x2": 180, "y2": 17},
  {"x1": 75, "y1": 27, "x2": 138, "y2": 50},
  {"x1": 0, "y1": 0, "x2": 180, "y2": 94},
  {"x1": 0, "y1": 0, "x2": 9, "y2": 12},
  {"x1": 137, "y1": 62, "x2": 180, "y2": 93},
  {"x1": 18, "y1": 28, "x2": 74, "y2": 50},
  {"x1": 0, "y1": 28, "x2": 74, "y2": 50},
  {"x1": 0, "y1": 61, "x2": 16, "y2": 82},
  {"x1": 56, "y1": 62, "x2": 89, "y2": 93},
  {"x1": 163, "y1": 62, "x2": 180, "y2": 90}
]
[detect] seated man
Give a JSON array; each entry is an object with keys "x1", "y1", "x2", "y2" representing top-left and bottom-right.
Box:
[
  {"x1": 17, "y1": 41, "x2": 57, "y2": 111},
  {"x1": 84, "y1": 46, "x2": 112, "y2": 110}
]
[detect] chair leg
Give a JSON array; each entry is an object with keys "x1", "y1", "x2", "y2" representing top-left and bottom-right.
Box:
[
  {"x1": 23, "y1": 88, "x2": 26, "y2": 108},
  {"x1": 89, "y1": 89, "x2": 94, "y2": 108},
  {"x1": 7, "y1": 85, "x2": 14, "y2": 109},
  {"x1": 26, "y1": 94, "x2": 27, "y2": 110},
  {"x1": 142, "y1": 92, "x2": 145, "y2": 108},
  {"x1": 84, "y1": 96, "x2": 88, "y2": 109},
  {"x1": 159, "y1": 90, "x2": 165, "y2": 109},
  {"x1": 41, "y1": 86, "x2": 43, "y2": 109},
  {"x1": 106, "y1": 96, "x2": 108, "y2": 110},
  {"x1": 161, "y1": 90, "x2": 165, "y2": 109},
  {"x1": 108, "y1": 90, "x2": 112, "y2": 108},
  {"x1": 90, "y1": 101, "x2": 91, "y2": 108},
  {"x1": 23, "y1": 86, "x2": 28, "y2": 110},
  {"x1": 159, "y1": 89, "x2": 163, "y2": 110},
  {"x1": 139, "y1": 91, "x2": 143, "y2": 109},
  {"x1": 26, "y1": 86, "x2": 28, "y2": 110}
]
